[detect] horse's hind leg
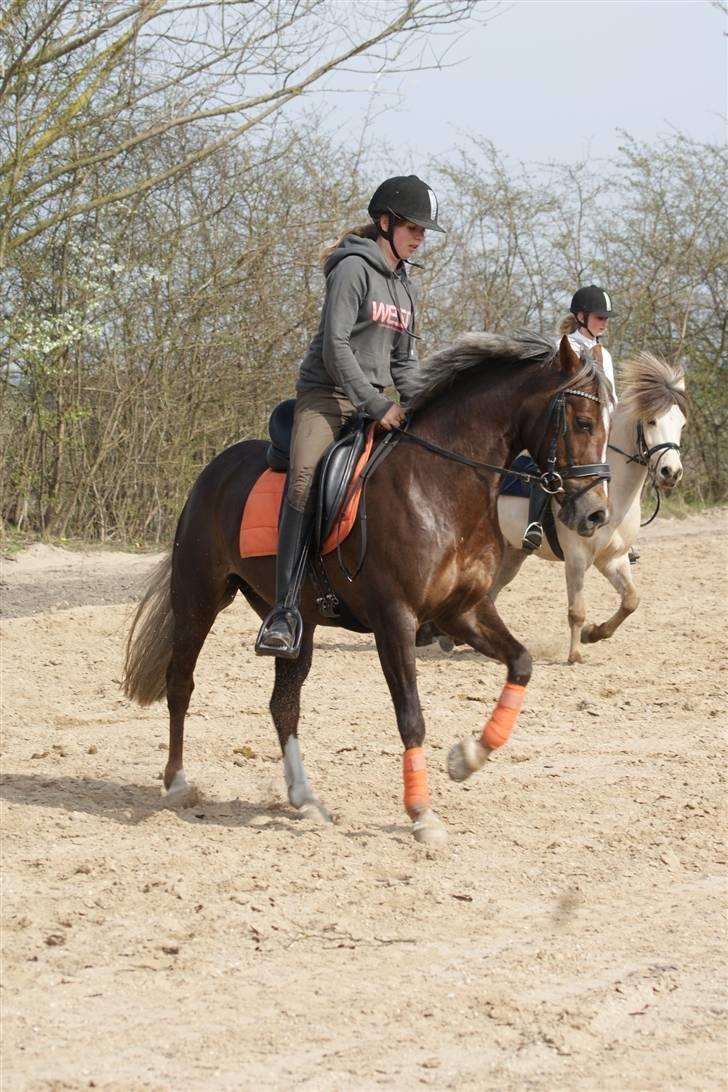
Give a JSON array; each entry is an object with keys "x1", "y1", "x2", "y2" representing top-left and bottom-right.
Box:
[
  {"x1": 269, "y1": 623, "x2": 330, "y2": 822},
  {"x1": 581, "y1": 553, "x2": 640, "y2": 646},
  {"x1": 164, "y1": 575, "x2": 237, "y2": 807},
  {"x1": 444, "y1": 598, "x2": 532, "y2": 782}
]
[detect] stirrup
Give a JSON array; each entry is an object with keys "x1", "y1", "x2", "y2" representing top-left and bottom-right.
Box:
[
  {"x1": 255, "y1": 606, "x2": 304, "y2": 659},
  {"x1": 521, "y1": 521, "x2": 543, "y2": 553}
]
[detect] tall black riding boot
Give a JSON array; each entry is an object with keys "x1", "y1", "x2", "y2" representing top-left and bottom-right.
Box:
[
  {"x1": 255, "y1": 500, "x2": 314, "y2": 659},
  {"x1": 522, "y1": 486, "x2": 549, "y2": 553}
]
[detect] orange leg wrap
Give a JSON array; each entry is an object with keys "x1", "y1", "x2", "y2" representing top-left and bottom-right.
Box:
[
  {"x1": 403, "y1": 747, "x2": 431, "y2": 819},
  {"x1": 480, "y1": 682, "x2": 526, "y2": 750}
]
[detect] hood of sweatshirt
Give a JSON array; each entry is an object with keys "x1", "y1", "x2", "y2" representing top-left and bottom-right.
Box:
[{"x1": 323, "y1": 234, "x2": 400, "y2": 280}]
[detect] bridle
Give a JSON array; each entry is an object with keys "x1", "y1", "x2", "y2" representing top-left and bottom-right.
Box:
[
  {"x1": 393, "y1": 383, "x2": 611, "y2": 500},
  {"x1": 608, "y1": 421, "x2": 682, "y2": 526},
  {"x1": 608, "y1": 421, "x2": 681, "y2": 474},
  {"x1": 534, "y1": 387, "x2": 611, "y2": 511}
]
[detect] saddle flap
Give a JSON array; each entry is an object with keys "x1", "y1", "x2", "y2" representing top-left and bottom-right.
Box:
[{"x1": 316, "y1": 423, "x2": 368, "y2": 546}]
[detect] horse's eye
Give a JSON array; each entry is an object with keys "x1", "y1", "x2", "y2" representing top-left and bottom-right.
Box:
[
  {"x1": 647, "y1": 419, "x2": 657, "y2": 427},
  {"x1": 576, "y1": 417, "x2": 593, "y2": 432}
]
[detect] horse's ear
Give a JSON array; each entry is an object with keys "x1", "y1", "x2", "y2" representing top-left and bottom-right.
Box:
[{"x1": 558, "y1": 334, "x2": 580, "y2": 377}]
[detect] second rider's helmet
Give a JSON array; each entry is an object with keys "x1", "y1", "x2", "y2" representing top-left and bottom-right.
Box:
[
  {"x1": 368, "y1": 175, "x2": 446, "y2": 233},
  {"x1": 570, "y1": 285, "x2": 615, "y2": 317}
]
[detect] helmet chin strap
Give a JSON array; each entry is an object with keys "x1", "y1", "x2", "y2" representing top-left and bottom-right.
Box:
[
  {"x1": 577, "y1": 314, "x2": 601, "y2": 343},
  {"x1": 378, "y1": 211, "x2": 405, "y2": 264}
]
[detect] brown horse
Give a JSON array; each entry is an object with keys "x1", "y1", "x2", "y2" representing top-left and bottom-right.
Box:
[{"x1": 123, "y1": 332, "x2": 613, "y2": 845}]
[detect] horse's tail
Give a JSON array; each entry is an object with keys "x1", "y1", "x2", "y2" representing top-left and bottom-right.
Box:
[{"x1": 122, "y1": 552, "x2": 174, "y2": 706}]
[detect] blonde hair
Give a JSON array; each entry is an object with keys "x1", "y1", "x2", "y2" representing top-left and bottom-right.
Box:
[
  {"x1": 319, "y1": 221, "x2": 378, "y2": 265},
  {"x1": 557, "y1": 314, "x2": 578, "y2": 336}
]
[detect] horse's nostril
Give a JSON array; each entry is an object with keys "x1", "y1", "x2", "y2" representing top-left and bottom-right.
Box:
[{"x1": 589, "y1": 509, "x2": 607, "y2": 527}]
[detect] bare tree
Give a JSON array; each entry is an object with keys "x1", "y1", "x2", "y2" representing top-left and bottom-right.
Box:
[{"x1": 0, "y1": 0, "x2": 500, "y2": 264}]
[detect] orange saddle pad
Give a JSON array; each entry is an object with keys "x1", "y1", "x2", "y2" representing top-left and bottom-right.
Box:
[{"x1": 239, "y1": 427, "x2": 375, "y2": 559}]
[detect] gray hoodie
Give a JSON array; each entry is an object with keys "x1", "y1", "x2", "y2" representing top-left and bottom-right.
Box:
[{"x1": 296, "y1": 235, "x2": 419, "y2": 419}]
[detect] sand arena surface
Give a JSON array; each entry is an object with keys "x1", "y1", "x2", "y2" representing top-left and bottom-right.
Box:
[{"x1": 1, "y1": 512, "x2": 727, "y2": 1091}]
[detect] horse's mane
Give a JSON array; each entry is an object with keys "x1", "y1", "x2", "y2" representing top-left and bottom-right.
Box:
[
  {"x1": 409, "y1": 331, "x2": 613, "y2": 411},
  {"x1": 618, "y1": 352, "x2": 687, "y2": 421}
]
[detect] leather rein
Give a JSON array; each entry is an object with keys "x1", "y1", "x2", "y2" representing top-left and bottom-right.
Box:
[{"x1": 394, "y1": 385, "x2": 611, "y2": 504}]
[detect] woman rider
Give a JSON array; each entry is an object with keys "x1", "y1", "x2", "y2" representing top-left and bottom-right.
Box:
[
  {"x1": 559, "y1": 284, "x2": 616, "y2": 397},
  {"x1": 522, "y1": 284, "x2": 616, "y2": 552},
  {"x1": 255, "y1": 175, "x2": 446, "y2": 658}
]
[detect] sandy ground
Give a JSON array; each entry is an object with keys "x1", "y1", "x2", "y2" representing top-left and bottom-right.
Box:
[{"x1": 1, "y1": 511, "x2": 727, "y2": 1092}]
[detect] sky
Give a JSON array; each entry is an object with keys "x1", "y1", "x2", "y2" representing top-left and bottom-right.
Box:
[{"x1": 317, "y1": 0, "x2": 726, "y2": 168}]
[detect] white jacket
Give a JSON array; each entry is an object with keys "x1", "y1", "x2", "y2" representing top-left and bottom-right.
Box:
[{"x1": 563, "y1": 329, "x2": 616, "y2": 400}]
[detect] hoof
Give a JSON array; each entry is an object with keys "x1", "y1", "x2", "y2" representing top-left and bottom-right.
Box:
[
  {"x1": 568, "y1": 649, "x2": 584, "y2": 664},
  {"x1": 437, "y1": 636, "x2": 455, "y2": 654},
  {"x1": 412, "y1": 808, "x2": 448, "y2": 846},
  {"x1": 161, "y1": 771, "x2": 199, "y2": 809},
  {"x1": 294, "y1": 798, "x2": 332, "y2": 824},
  {"x1": 447, "y1": 737, "x2": 491, "y2": 782},
  {"x1": 580, "y1": 624, "x2": 597, "y2": 645}
]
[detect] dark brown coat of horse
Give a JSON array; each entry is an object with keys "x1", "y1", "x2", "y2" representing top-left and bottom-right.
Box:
[{"x1": 123, "y1": 332, "x2": 613, "y2": 844}]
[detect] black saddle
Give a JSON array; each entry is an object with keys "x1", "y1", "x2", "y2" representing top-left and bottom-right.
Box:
[{"x1": 265, "y1": 399, "x2": 368, "y2": 549}]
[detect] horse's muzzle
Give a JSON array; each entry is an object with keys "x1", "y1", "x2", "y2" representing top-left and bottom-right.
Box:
[
  {"x1": 657, "y1": 465, "x2": 683, "y2": 492},
  {"x1": 558, "y1": 484, "x2": 610, "y2": 537},
  {"x1": 576, "y1": 505, "x2": 609, "y2": 537}
]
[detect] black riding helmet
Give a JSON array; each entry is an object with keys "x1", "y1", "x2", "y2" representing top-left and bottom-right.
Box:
[
  {"x1": 570, "y1": 285, "x2": 615, "y2": 318},
  {"x1": 368, "y1": 175, "x2": 444, "y2": 265},
  {"x1": 368, "y1": 175, "x2": 446, "y2": 233}
]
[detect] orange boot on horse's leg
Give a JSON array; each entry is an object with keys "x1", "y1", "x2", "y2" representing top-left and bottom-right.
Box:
[
  {"x1": 371, "y1": 600, "x2": 448, "y2": 846},
  {"x1": 445, "y1": 599, "x2": 531, "y2": 782}
]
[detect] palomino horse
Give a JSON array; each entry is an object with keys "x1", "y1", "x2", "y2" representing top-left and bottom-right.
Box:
[
  {"x1": 122, "y1": 333, "x2": 613, "y2": 845},
  {"x1": 495, "y1": 351, "x2": 686, "y2": 663}
]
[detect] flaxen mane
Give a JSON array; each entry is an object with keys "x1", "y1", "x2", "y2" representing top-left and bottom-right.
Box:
[
  {"x1": 410, "y1": 331, "x2": 613, "y2": 412},
  {"x1": 618, "y1": 352, "x2": 687, "y2": 421}
]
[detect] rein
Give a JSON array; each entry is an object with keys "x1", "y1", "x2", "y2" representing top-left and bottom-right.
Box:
[
  {"x1": 332, "y1": 383, "x2": 610, "y2": 586},
  {"x1": 395, "y1": 386, "x2": 610, "y2": 500},
  {"x1": 608, "y1": 422, "x2": 682, "y2": 527}
]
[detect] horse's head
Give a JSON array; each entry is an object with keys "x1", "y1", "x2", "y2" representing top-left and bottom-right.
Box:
[
  {"x1": 618, "y1": 353, "x2": 687, "y2": 493},
  {"x1": 523, "y1": 336, "x2": 614, "y2": 538}
]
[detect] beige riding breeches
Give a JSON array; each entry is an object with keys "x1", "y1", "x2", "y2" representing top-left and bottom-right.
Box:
[{"x1": 288, "y1": 387, "x2": 356, "y2": 512}]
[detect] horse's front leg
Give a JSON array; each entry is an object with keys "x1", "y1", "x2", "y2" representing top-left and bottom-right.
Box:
[
  {"x1": 444, "y1": 597, "x2": 532, "y2": 782},
  {"x1": 564, "y1": 551, "x2": 589, "y2": 664},
  {"x1": 489, "y1": 540, "x2": 528, "y2": 603},
  {"x1": 582, "y1": 552, "x2": 640, "y2": 646},
  {"x1": 372, "y1": 601, "x2": 448, "y2": 847},
  {"x1": 269, "y1": 623, "x2": 331, "y2": 823}
]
